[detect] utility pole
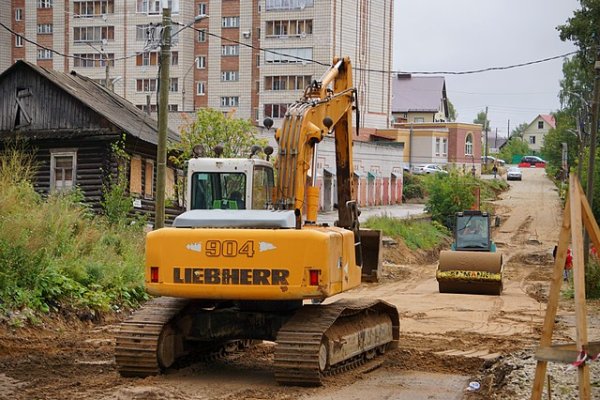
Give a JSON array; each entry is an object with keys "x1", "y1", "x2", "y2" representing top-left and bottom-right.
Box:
[
  {"x1": 484, "y1": 106, "x2": 489, "y2": 161},
  {"x1": 155, "y1": 7, "x2": 171, "y2": 229},
  {"x1": 584, "y1": 49, "x2": 600, "y2": 263},
  {"x1": 507, "y1": 119, "x2": 510, "y2": 138}
]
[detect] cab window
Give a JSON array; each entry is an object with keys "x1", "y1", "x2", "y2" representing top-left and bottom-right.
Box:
[
  {"x1": 191, "y1": 172, "x2": 246, "y2": 210},
  {"x1": 252, "y1": 166, "x2": 274, "y2": 209}
]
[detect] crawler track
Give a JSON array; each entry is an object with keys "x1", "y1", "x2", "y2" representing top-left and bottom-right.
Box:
[
  {"x1": 115, "y1": 297, "x2": 189, "y2": 377},
  {"x1": 274, "y1": 299, "x2": 399, "y2": 386}
]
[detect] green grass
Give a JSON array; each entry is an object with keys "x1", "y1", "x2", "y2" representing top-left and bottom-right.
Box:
[
  {"x1": 363, "y1": 215, "x2": 450, "y2": 251},
  {"x1": 0, "y1": 146, "x2": 148, "y2": 322}
]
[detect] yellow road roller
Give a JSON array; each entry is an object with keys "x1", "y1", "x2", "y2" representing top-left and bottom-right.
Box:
[{"x1": 436, "y1": 211, "x2": 503, "y2": 295}]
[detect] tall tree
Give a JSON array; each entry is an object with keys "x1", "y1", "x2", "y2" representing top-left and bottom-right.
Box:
[
  {"x1": 473, "y1": 110, "x2": 490, "y2": 132},
  {"x1": 447, "y1": 99, "x2": 457, "y2": 122},
  {"x1": 510, "y1": 122, "x2": 529, "y2": 139},
  {"x1": 540, "y1": 110, "x2": 581, "y2": 178}
]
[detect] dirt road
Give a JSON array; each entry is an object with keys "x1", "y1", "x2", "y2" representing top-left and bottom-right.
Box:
[{"x1": 1, "y1": 168, "x2": 594, "y2": 400}]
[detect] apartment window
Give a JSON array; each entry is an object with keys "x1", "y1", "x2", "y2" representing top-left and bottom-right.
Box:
[
  {"x1": 414, "y1": 117, "x2": 424, "y2": 123},
  {"x1": 37, "y1": 24, "x2": 53, "y2": 34},
  {"x1": 136, "y1": 78, "x2": 158, "y2": 92},
  {"x1": 15, "y1": 9, "x2": 23, "y2": 21},
  {"x1": 529, "y1": 136, "x2": 536, "y2": 145},
  {"x1": 37, "y1": 49, "x2": 53, "y2": 60},
  {"x1": 73, "y1": 53, "x2": 115, "y2": 67},
  {"x1": 50, "y1": 151, "x2": 77, "y2": 192},
  {"x1": 197, "y1": 29, "x2": 207, "y2": 42},
  {"x1": 169, "y1": 78, "x2": 179, "y2": 92},
  {"x1": 264, "y1": 47, "x2": 312, "y2": 63},
  {"x1": 144, "y1": 160, "x2": 154, "y2": 199},
  {"x1": 465, "y1": 133, "x2": 473, "y2": 155},
  {"x1": 442, "y1": 138, "x2": 448, "y2": 155},
  {"x1": 136, "y1": 104, "x2": 158, "y2": 113},
  {"x1": 265, "y1": 19, "x2": 312, "y2": 38},
  {"x1": 73, "y1": 1, "x2": 114, "y2": 17},
  {"x1": 256, "y1": 54, "x2": 260, "y2": 67},
  {"x1": 265, "y1": 75, "x2": 312, "y2": 90},
  {"x1": 265, "y1": 0, "x2": 314, "y2": 11},
  {"x1": 221, "y1": 45, "x2": 239, "y2": 56},
  {"x1": 196, "y1": 55, "x2": 206, "y2": 69},
  {"x1": 264, "y1": 103, "x2": 288, "y2": 118},
  {"x1": 198, "y1": 3, "x2": 207, "y2": 15},
  {"x1": 73, "y1": 26, "x2": 114, "y2": 43},
  {"x1": 221, "y1": 71, "x2": 239, "y2": 82},
  {"x1": 15, "y1": 36, "x2": 23, "y2": 47},
  {"x1": 222, "y1": 16, "x2": 240, "y2": 28},
  {"x1": 197, "y1": 81, "x2": 206, "y2": 95},
  {"x1": 168, "y1": 104, "x2": 179, "y2": 112},
  {"x1": 38, "y1": 0, "x2": 53, "y2": 8},
  {"x1": 221, "y1": 96, "x2": 239, "y2": 107},
  {"x1": 435, "y1": 138, "x2": 440, "y2": 156},
  {"x1": 171, "y1": 51, "x2": 178, "y2": 65},
  {"x1": 538, "y1": 121, "x2": 544, "y2": 129}
]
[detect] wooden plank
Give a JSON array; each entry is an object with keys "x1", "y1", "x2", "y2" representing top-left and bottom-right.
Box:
[
  {"x1": 577, "y1": 181, "x2": 600, "y2": 255},
  {"x1": 535, "y1": 341, "x2": 600, "y2": 363},
  {"x1": 569, "y1": 174, "x2": 591, "y2": 400},
  {"x1": 130, "y1": 156, "x2": 142, "y2": 195},
  {"x1": 531, "y1": 196, "x2": 571, "y2": 400}
]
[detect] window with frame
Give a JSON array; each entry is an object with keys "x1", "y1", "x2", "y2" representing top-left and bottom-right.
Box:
[
  {"x1": 136, "y1": 104, "x2": 158, "y2": 113},
  {"x1": 529, "y1": 136, "x2": 536, "y2": 144},
  {"x1": 136, "y1": 78, "x2": 157, "y2": 92},
  {"x1": 435, "y1": 138, "x2": 440, "y2": 155},
  {"x1": 197, "y1": 81, "x2": 206, "y2": 95},
  {"x1": 264, "y1": 47, "x2": 312, "y2": 63},
  {"x1": 197, "y1": 29, "x2": 207, "y2": 42},
  {"x1": 265, "y1": 0, "x2": 314, "y2": 11},
  {"x1": 15, "y1": 36, "x2": 23, "y2": 47},
  {"x1": 198, "y1": 3, "x2": 207, "y2": 15},
  {"x1": 73, "y1": 53, "x2": 115, "y2": 67},
  {"x1": 221, "y1": 45, "x2": 239, "y2": 56},
  {"x1": 171, "y1": 51, "x2": 178, "y2": 65},
  {"x1": 265, "y1": 75, "x2": 311, "y2": 90},
  {"x1": 221, "y1": 71, "x2": 239, "y2": 82},
  {"x1": 465, "y1": 133, "x2": 473, "y2": 155},
  {"x1": 264, "y1": 103, "x2": 288, "y2": 118},
  {"x1": 144, "y1": 159, "x2": 154, "y2": 199},
  {"x1": 37, "y1": 24, "x2": 53, "y2": 34},
  {"x1": 73, "y1": 1, "x2": 114, "y2": 17},
  {"x1": 37, "y1": 49, "x2": 53, "y2": 59},
  {"x1": 442, "y1": 138, "x2": 448, "y2": 155},
  {"x1": 169, "y1": 78, "x2": 179, "y2": 92},
  {"x1": 414, "y1": 117, "x2": 424, "y2": 123},
  {"x1": 15, "y1": 9, "x2": 22, "y2": 21},
  {"x1": 130, "y1": 156, "x2": 142, "y2": 194},
  {"x1": 265, "y1": 19, "x2": 312, "y2": 37},
  {"x1": 538, "y1": 121, "x2": 544, "y2": 129},
  {"x1": 221, "y1": 96, "x2": 239, "y2": 107},
  {"x1": 222, "y1": 16, "x2": 240, "y2": 28},
  {"x1": 50, "y1": 151, "x2": 76, "y2": 192},
  {"x1": 168, "y1": 104, "x2": 178, "y2": 112},
  {"x1": 73, "y1": 26, "x2": 114, "y2": 43},
  {"x1": 38, "y1": 0, "x2": 53, "y2": 8},
  {"x1": 196, "y1": 55, "x2": 206, "y2": 69}
]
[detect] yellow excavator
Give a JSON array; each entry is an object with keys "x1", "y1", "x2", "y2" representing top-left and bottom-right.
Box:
[{"x1": 115, "y1": 57, "x2": 399, "y2": 386}]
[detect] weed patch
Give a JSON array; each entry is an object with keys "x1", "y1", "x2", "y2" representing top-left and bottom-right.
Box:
[{"x1": 363, "y1": 215, "x2": 450, "y2": 251}]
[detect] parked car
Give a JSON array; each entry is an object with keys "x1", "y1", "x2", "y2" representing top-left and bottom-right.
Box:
[
  {"x1": 506, "y1": 166, "x2": 522, "y2": 181},
  {"x1": 519, "y1": 156, "x2": 546, "y2": 168},
  {"x1": 412, "y1": 164, "x2": 448, "y2": 175},
  {"x1": 481, "y1": 156, "x2": 506, "y2": 166}
]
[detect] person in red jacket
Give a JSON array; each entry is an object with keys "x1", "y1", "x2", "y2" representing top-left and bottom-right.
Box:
[{"x1": 553, "y1": 245, "x2": 573, "y2": 282}]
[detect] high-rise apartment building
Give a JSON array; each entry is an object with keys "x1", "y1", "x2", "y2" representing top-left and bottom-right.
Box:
[{"x1": 6, "y1": 0, "x2": 393, "y2": 132}]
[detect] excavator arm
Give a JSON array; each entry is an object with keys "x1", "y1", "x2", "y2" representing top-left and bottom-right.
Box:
[{"x1": 270, "y1": 57, "x2": 356, "y2": 229}]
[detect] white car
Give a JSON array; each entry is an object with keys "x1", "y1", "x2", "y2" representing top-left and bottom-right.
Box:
[
  {"x1": 506, "y1": 166, "x2": 522, "y2": 181},
  {"x1": 412, "y1": 164, "x2": 448, "y2": 175}
]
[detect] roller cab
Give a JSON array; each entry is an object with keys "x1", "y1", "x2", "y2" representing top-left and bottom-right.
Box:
[{"x1": 436, "y1": 211, "x2": 503, "y2": 295}]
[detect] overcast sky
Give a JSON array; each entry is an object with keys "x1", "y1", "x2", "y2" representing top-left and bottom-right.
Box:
[{"x1": 393, "y1": 0, "x2": 580, "y2": 137}]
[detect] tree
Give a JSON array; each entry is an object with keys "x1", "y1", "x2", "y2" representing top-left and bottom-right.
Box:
[
  {"x1": 170, "y1": 108, "x2": 267, "y2": 167},
  {"x1": 424, "y1": 171, "x2": 476, "y2": 228},
  {"x1": 540, "y1": 110, "x2": 581, "y2": 178},
  {"x1": 447, "y1": 99, "x2": 457, "y2": 122},
  {"x1": 510, "y1": 122, "x2": 529, "y2": 139},
  {"x1": 498, "y1": 138, "x2": 530, "y2": 164},
  {"x1": 473, "y1": 110, "x2": 490, "y2": 132}
]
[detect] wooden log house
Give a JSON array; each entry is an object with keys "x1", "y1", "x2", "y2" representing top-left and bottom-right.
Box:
[{"x1": 0, "y1": 60, "x2": 183, "y2": 224}]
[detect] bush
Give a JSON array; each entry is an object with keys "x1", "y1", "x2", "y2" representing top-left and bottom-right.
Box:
[
  {"x1": 363, "y1": 215, "x2": 450, "y2": 250},
  {"x1": 423, "y1": 171, "x2": 478, "y2": 228},
  {"x1": 402, "y1": 173, "x2": 426, "y2": 200},
  {"x1": 0, "y1": 147, "x2": 148, "y2": 321}
]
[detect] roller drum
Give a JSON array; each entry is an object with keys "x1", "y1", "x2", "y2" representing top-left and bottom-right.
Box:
[{"x1": 436, "y1": 250, "x2": 503, "y2": 295}]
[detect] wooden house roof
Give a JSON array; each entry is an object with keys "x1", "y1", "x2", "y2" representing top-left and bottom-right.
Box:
[{"x1": 0, "y1": 60, "x2": 179, "y2": 144}]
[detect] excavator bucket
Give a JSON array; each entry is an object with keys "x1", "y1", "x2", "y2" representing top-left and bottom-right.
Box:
[
  {"x1": 360, "y1": 229, "x2": 381, "y2": 282},
  {"x1": 436, "y1": 250, "x2": 503, "y2": 295}
]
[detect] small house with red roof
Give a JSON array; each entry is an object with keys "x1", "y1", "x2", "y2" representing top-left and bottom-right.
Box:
[{"x1": 521, "y1": 114, "x2": 556, "y2": 154}]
